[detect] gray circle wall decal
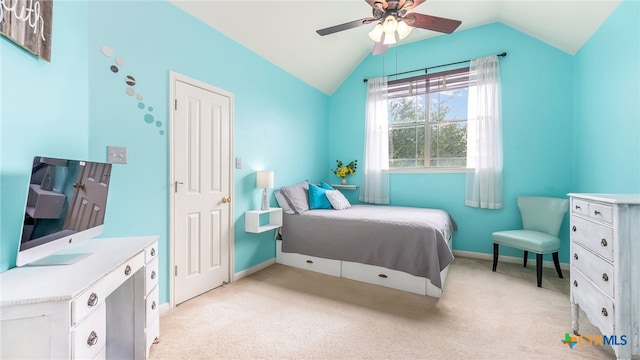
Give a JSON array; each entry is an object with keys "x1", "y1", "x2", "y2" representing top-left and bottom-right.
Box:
[
  {"x1": 125, "y1": 75, "x2": 136, "y2": 86},
  {"x1": 110, "y1": 65, "x2": 119, "y2": 73}
]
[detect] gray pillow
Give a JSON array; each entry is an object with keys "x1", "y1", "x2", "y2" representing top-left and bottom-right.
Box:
[
  {"x1": 274, "y1": 191, "x2": 295, "y2": 215},
  {"x1": 279, "y1": 180, "x2": 309, "y2": 214}
]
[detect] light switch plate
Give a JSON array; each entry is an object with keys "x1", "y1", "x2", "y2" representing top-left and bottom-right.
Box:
[
  {"x1": 235, "y1": 157, "x2": 242, "y2": 169},
  {"x1": 107, "y1": 146, "x2": 127, "y2": 164}
]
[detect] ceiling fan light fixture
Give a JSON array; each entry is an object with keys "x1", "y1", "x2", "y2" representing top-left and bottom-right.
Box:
[
  {"x1": 382, "y1": 15, "x2": 398, "y2": 34},
  {"x1": 397, "y1": 20, "x2": 412, "y2": 39},
  {"x1": 383, "y1": 32, "x2": 397, "y2": 45},
  {"x1": 368, "y1": 24, "x2": 384, "y2": 42}
]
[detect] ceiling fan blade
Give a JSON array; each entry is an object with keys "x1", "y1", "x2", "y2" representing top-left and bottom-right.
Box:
[
  {"x1": 365, "y1": 0, "x2": 387, "y2": 10},
  {"x1": 316, "y1": 17, "x2": 376, "y2": 36},
  {"x1": 401, "y1": 0, "x2": 426, "y2": 11},
  {"x1": 372, "y1": 36, "x2": 389, "y2": 55},
  {"x1": 405, "y1": 13, "x2": 461, "y2": 34}
]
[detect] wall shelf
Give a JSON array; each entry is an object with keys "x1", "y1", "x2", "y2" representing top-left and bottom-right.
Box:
[
  {"x1": 330, "y1": 184, "x2": 358, "y2": 191},
  {"x1": 245, "y1": 208, "x2": 283, "y2": 233}
]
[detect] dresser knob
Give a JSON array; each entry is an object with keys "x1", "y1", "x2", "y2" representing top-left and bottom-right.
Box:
[
  {"x1": 602, "y1": 273, "x2": 609, "y2": 282},
  {"x1": 378, "y1": 274, "x2": 388, "y2": 278},
  {"x1": 573, "y1": 280, "x2": 578, "y2": 287},
  {"x1": 151, "y1": 248, "x2": 156, "y2": 257},
  {"x1": 601, "y1": 239, "x2": 608, "y2": 247},
  {"x1": 87, "y1": 292, "x2": 98, "y2": 307},
  {"x1": 87, "y1": 331, "x2": 98, "y2": 346},
  {"x1": 601, "y1": 308, "x2": 608, "y2": 317},
  {"x1": 594, "y1": 210, "x2": 601, "y2": 215},
  {"x1": 305, "y1": 260, "x2": 313, "y2": 264},
  {"x1": 572, "y1": 226, "x2": 577, "y2": 232},
  {"x1": 573, "y1": 253, "x2": 578, "y2": 260},
  {"x1": 151, "y1": 271, "x2": 156, "y2": 280},
  {"x1": 125, "y1": 265, "x2": 132, "y2": 276},
  {"x1": 575, "y1": 205, "x2": 581, "y2": 210}
]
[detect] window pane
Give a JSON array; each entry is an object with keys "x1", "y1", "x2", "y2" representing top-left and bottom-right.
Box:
[
  {"x1": 389, "y1": 96, "x2": 425, "y2": 125},
  {"x1": 429, "y1": 88, "x2": 468, "y2": 122},
  {"x1": 389, "y1": 125, "x2": 425, "y2": 168},
  {"x1": 429, "y1": 122, "x2": 467, "y2": 167}
]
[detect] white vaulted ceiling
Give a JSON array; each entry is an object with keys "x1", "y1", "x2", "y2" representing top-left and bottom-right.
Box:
[{"x1": 169, "y1": 0, "x2": 621, "y2": 95}]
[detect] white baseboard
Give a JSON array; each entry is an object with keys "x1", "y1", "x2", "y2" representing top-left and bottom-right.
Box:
[
  {"x1": 233, "y1": 257, "x2": 276, "y2": 281},
  {"x1": 452, "y1": 250, "x2": 570, "y2": 271},
  {"x1": 159, "y1": 302, "x2": 171, "y2": 316}
]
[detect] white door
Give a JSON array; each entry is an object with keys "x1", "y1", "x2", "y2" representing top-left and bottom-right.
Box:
[
  {"x1": 64, "y1": 161, "x2": 112, "y2": 231},
  {"x1": 171, "y1": 74, "x2": 233, "y2": 306}
]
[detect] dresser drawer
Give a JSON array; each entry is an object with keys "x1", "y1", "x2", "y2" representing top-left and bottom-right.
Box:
[
  {"x1": 571, "y1": 268, "x2": 614, "y2": 335},
  {"x1": 572, "y1": 198, "x2": 590, "y2": 217},
  {"x1": 571, "y1": 243, "x2": 614, "y2": 298},
  {"x1": 145, "y1": 256, "x2": 159, "y2": 295},
  {"x1": 570, "y1": 216, "x2": 614, "y2": 262},
  {"x1": 589, "y1": 202, "x2": 613, "y2": 224},
  {"x1": 72, "y1": 284, "x2": 105, "y2": 326},
  {"x1": 72, "y1": 304, "x2": 106, "y2": 360}
]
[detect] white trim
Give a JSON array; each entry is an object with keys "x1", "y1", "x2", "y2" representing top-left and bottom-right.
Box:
[
  {"x1": 233, "y1": 258, "x2": 276, "y2": 281},
  {"x1": 168, "y1": 71, "x2": 235, "y2": 310},
  {"x1": 388, "y1": 167, "x2": 470, "y2": 174},
  {"x1": 452, "y1": 250, "x2": 570, "y2": 271},
  {"x1": 158, "y1": 302, "x2": 171, "y2": 316}
]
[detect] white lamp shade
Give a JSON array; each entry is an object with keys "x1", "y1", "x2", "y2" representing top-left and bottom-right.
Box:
[
  {"x1": 397, "y1": 20, "x2": 412, "y2": 39},
  {"x1": 368, "y1": 24, "x2": 384, "y2": 42},
  {"x1": 383, "y1": 32, "x2": 397, "y2": 45},
  {"x1": 256, "y1": 171, "x2": 274, "y2": 189}
]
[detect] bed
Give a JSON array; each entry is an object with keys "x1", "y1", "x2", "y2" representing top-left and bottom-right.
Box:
[{"x1": 275, "y1": 190, "x2": 457, "y2": 298}]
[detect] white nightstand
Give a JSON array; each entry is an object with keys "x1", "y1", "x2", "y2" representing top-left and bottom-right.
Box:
[
  {"x1": 245, "y1": 208, "x2": 283, "y2": 233},
  {"x1": 330, "y1": 184, "x2": 358, "y2": 190}
]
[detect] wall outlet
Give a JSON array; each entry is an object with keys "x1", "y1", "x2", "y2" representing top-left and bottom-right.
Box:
[{"x1": 107, "y1": 146, "x2": 127, "y2": 164}]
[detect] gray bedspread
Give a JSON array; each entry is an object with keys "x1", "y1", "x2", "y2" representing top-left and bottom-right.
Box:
[{"x1": 280, "y1": 205, "x2": 457, "y2": 289}]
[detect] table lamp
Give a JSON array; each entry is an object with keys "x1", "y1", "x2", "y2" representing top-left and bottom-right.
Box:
[{"x1": 256, "y1": 171, "x2": 274, "y2": 210}]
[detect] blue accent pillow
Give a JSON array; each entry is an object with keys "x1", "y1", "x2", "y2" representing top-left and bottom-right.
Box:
[
  {"x1": 320, "y1": 181, "x2": 335, "y2": 190},
  {"x1": 308, "y1": 183, "x2": 332, "y2": 209}
]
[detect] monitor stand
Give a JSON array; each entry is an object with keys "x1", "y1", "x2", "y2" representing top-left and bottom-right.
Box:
[{"x1": 25, "y1": 252, "x2": 92, "y2": 266}]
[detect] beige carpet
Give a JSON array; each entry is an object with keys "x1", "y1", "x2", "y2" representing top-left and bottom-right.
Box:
[{"x1": 149, "y1": 257, "x2": 619, "y2": 359}]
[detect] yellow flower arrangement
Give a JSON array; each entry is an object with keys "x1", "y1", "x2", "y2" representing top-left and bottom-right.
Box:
[{"x1": 333, "y1": 160, "x2": 357, "y2": 179}]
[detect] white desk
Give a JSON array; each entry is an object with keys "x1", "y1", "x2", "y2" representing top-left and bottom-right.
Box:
[{"x1": 0, "y1": 236, "x2": 160, "y2": 359}]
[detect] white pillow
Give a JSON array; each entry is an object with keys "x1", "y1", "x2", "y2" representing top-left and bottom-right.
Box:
[
  {"x1": 325, "y1": 190, "x2": 351, "y2": 210},
  {"x1": 274, "y1": 191, "x2": 295, "y2": 214}
]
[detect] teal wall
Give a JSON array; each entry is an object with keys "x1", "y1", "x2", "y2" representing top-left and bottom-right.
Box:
[
  {"x1": 1, "y1": 1, "x2": 328, "y2": 305},
  {"x1": 329, "y1": 22, "x2": 575, "y2": 262},
  {"x1": 1, "y1": 0, "x2": 637, "y2": 306},
  {"x1": 1, "y1": 1, "x2": 90, "y2": 270},
  {"x1": 573, "y1": 0, "x2": 640, "y2": 193}
]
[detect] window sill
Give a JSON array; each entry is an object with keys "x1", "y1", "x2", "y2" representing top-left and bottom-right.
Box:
[{"x1": 388, "y1": 168, "x2": 471, "y2": 174}]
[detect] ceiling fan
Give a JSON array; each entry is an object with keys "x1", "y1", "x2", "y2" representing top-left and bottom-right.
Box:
[{"x1": 316, "y1": 0, "x2": 462, "y2": 55}]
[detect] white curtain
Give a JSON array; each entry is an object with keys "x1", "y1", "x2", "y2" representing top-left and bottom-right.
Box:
[
  {"x1": 465, "y1": 55, "x2": 504, "y2": 209},
  {"x1": 359, "y1": 76, "x2": 390, "y2": 204}
]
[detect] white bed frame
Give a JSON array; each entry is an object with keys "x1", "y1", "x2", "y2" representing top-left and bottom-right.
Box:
[{"x1": 275, "y1": 233, "x2": 453, "y2": 298}]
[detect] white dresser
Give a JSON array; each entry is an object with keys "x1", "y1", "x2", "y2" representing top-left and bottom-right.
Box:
[
  {"x1": 568, "y1": 193, "x2": 640, "y2": 359},
  {"x1": 0, "y1": 236, "x2": 160, "y2": 359}
]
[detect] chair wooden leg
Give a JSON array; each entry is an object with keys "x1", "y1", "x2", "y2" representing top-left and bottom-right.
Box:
[
  {"x1": 523, "y1": 250, "x2": 529, "y2": 268},
  {"x1": 492, "y1": 243, "x2": 499, "y2": 272},
  {"x1": 536, "y1": 253, "x2": 543, "y2": 287},
  {"x1": 552, "y1": 252, "x2": 563, "y2": 278}
]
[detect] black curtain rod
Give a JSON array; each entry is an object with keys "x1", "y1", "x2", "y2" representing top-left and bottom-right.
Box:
[{"x1": 363, "y1": 52, "x2": 507, "y2": 83}]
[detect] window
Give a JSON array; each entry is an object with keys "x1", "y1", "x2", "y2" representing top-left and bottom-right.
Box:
[{"x1": 387, "y1": 67, "x2": 470, "y2": 170}]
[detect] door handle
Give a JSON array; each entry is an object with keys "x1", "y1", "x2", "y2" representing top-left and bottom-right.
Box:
[
  {"x1": 174, "y1": 181, "x2": 184, "y2": 192},
  {"x1": 221, "y1": 196, "x2": 231, "y2": 204}
]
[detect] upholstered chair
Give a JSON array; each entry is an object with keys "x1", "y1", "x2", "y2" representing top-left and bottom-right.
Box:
[{"x1": 492, "y1": 196, "x2": 569, "y2": 287}]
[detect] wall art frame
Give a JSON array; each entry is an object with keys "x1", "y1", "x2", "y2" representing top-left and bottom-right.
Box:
[{"x1": 0, "y1": 0, "x2": 53, "y2": 61}]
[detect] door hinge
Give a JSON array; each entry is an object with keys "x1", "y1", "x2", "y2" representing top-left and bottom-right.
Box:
[
  {"x1": 174, "y1": 99, "x2": 177, "y2": 110},
  {"x1": 174, "y1": 265, "x2": 178, "y2": 276}
]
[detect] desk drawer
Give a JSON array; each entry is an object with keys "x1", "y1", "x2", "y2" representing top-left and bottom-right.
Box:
[
  {"x1": 145, "y1": 256, "x2": 159, "y2": 295},
  {"x1": 571, "y1": 243, "x2": 614, "y2": 298},
  {"x1": 145, "y1": 241, "x2": 158, "y2": 263},
  {"x1": 101, "y1": 252, "x2": 144, "y2": 295},
  {"x1": 72, "y1": 304, "x2": 106, "y2": 360},
  {"x1": 146, "y1": 287, "x2": 159, "y2": 328},
  {"x1": 570, "y1": 216, "x2": 614, "y2": 262},
  {"x1": 72, "y1": 284, "x2": 105, "y2": 326}
]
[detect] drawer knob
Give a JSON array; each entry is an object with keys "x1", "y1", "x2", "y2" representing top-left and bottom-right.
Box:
[
  {"x1": 87, "y1": 292, "x2": 99, "y2": 307},
  {"x1": 573, "y1": 253, "x2": 578, "y2": 260},
  {"x1": 573, "y1": 280, "x2": 578, "y2": 287},
  {"x1": 602, "y1": 273, "x2": 609, "y2": 282},
  {"x1": 575, "y1": 205, "x2": 581, "y2": 210},
  {"x1": 151, "y1": 271, "x2": 157, "y2": 280},
  {"x1": 305, "y1": 260, "x2": 313, "y2": 264},
  {"x1": 601, "y1": 239, "x2": 608, "y2": 247},
  {"x1": 87, "y1": 331, "x2": 99, "y2": 346},
  {"x1": 151, "y1": 301, "x2": 157, "y2": 310},
  {"x1": 572, "y1": 226, "x2": 577, "y2": 232},
  {"x1": 601, "y1": 308, "x2": 608, "y2": 317},
  {"x1": 125, "y1": 265, "x2": 132, "y2": 276},
  {"x1": 594, "y1": 210, "x2": 601, "y2": 216},
  {"x1": 151, "y1": 248, "x2": 156, "y2": 257},
  {"x1": 378, "y1": 274, "x2": 388, "y2": 278}
]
